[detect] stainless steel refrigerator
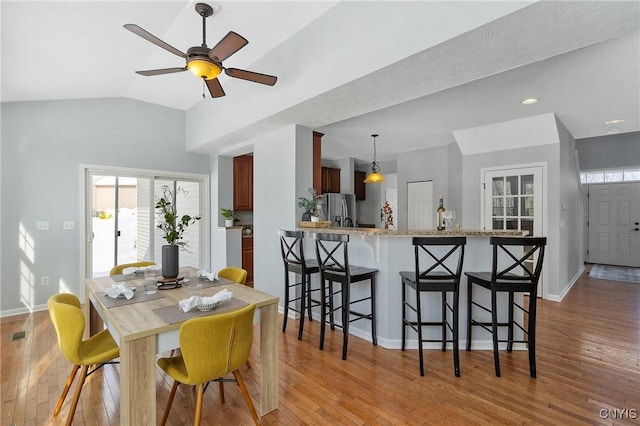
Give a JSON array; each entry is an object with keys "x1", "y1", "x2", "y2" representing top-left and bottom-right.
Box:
[{"x1": 321, "y1": 193, "x2": 357, "y2": 227}]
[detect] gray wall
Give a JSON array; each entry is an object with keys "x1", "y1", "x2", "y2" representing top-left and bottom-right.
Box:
[
  {"x1": 557, "y1": 117, "x2": 586, "y2": 297},
  {"x1": 1, "y1": 98, "x2": 209, "y2": 314},
  {"x1": 397, "y1": 143, "x2": 456, "y2": 230},
  {"x1": 575, "y1": 131, "x2": 640, "y2": 170}
]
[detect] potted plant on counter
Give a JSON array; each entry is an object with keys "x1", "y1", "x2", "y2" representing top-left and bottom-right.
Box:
[
  {"x1": 156, "y1": 185, "x2": 201, "y2": 278},
  {"x1": 297, "y1": 188, "x2": 323, "y2": 221},
  {"x1": 220, "y1": 208, "x2": 235, "y2": 227}
]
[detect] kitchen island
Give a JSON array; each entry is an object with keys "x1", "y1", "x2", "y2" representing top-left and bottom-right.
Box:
[{"x1": 299, "y1": 227, "x2": 529, "y2": 351}]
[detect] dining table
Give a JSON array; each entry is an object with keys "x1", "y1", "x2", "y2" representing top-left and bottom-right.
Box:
[{"x1": 83, "y1": 268, "x2": 279, "y2": 426}]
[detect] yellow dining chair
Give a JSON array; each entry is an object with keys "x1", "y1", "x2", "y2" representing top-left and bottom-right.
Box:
[
  {"x1": 109, "y1": 261, "x2": 156, "y2": 275},
  {"x1": 217, "y1": 266, "x2": 248, "y2": 285},
  {"x1": 157, "y1": 303, "x2": 260, "y2": 426},
  {"x1": 48, "y1": 293, "x2": 120, "y2": 426},
  {"x1": 217, "y1": 266, "x2": 252, "y2": 368}
]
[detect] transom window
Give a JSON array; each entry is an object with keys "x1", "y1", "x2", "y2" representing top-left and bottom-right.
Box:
[{"x1": 580, "y1": 168, "x2": 640, "y2": 184}]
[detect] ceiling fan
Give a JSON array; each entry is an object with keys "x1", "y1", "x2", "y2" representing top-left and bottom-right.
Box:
[{"x1": 124, "y1": 2, "x2": 277, "y2": 98}]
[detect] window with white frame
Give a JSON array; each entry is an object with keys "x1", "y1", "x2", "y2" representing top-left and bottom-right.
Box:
[{"x1": 580, "y1": 168, "x2": 640, "y2": 184}]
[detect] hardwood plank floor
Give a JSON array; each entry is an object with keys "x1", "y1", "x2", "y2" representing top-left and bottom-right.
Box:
[{"x1": 2, "y1": 267, "x2": 639, "y2": 425}]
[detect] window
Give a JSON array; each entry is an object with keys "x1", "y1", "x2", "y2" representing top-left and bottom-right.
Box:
[{"x1": 581, "y1": 168, "x2": 640, "y2": 184}]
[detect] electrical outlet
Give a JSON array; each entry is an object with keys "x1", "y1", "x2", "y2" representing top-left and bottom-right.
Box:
[
  {"x1": 41, "y1": 276, "x2": 49, "y2": 286},
  {"x1": 63, "y1": 221, "x2": 75, "y2": 230},
  {"x1": 36, "y1": 221, "x2": 49, "y2": 231}
]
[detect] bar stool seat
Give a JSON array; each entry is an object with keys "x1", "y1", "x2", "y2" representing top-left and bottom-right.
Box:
[
  {"x1": 313, "y1": 232, "x2": 378, "y2": 360},
  {"x1": 279, "y1": 230, "x2": 321, "y2": 340},
  {"x1": 400, "y1": 236, "x2": 466, "y2": 377},
  {"x1": 465, "y1": 236, "x2": 546, "y2": 378}
]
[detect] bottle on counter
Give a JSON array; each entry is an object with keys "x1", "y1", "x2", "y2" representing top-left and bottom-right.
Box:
[{"x1": 436, "y1": 194, "x2": 446, "y2": 231}]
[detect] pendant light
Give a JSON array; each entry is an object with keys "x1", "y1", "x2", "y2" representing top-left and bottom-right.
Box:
[{"x1": 364, "y1": 134, "x2": 385, "y2": 183}]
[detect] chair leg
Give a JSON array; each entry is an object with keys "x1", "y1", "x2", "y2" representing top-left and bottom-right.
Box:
[
  {"x1": 328, "y1": 281, "x2": 336, "y2": 330},
  {"x1": 160, "y1": 380, "x2": 179, "y2": 426},
  {"x1": 453, "y1": 285, "x2": 460, "y2": 377},
  {"x1": 401, "y1": 280, "x2": 407, "y2": 351},
  {"x1": 65, "y1": 364, "x2": 89, "y2": 426},
  {"x1": 370, "y1": 275, "x2": 377, "y2": 346},
  {"x1": 54, "y1": 364, "x2": 80, "y2": 416},
  {"x1": 233, "y1": 370, "x2": 262, "y2": 425},
  {"x1": 194, "y1": 383, "x2": 205, "y2": 426},
  {"x1": 416, "y1": 286, "x2": 425, "y2": 376},
  {"x1": 466, "y1": 279, "x2": 473, "y2": 351},
  {"x1": 491, "y1": 289, "x2": 501, "y2": 377},
  {"x1": 507, "y1": 292, "x2": 514, "y2": 353},
  {"x1": 306, "y1": 273, "x2": 314, "y2": 322},
  {"x1": 282, "y1": 268, "x2": 290, "y2": 332},
  {"x1": 298, "y1": 273, "x2": 307, "y2": 340},
  {"x1": 528, "y1": 292, "x2": 538, "y2": 378},
  {"x1": 342, "y1": 281, "x2": 350, "y2": 360},
  {"x1": 441, "y1": 291, "x2": 447, "y2": 352},
  {"x1": 219, "y1": 380, "x2": 225, "y2": 404},
  {"x1": 319, "y1": 278, "x2": 326, "y2": 350}
]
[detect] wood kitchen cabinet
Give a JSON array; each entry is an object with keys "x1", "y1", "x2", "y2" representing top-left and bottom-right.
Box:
[
  {"x1": 321, "y1": 166, "x2": 341, "y2": 193},
  {"x1": 355, "y1": 170, "x2": 367, "y2": 200},
  {"x1": 242, "y1": 236, "x2": 254, "y2": 287},
  {"x1": 233, "y1": 155, "x2": 253, "y2": 211}
]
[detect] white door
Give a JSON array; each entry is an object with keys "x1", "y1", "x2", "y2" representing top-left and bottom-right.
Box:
[
  {"x1": 588, "y1": 182, "x2": 640, "y2": 267},
  {"x1": 482, "y1": 165, "x2": 545, "y2": 294},
  {"x1": 408, "y1": 181, "x2": 433, "y2": 229}
]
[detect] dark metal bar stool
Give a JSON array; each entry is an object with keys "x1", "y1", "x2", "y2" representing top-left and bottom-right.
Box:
[
  {"x1": 279, "y1": 230, "x2": 321, "y2": 340},
  {"x1": 312, "y1": 232, "x2": 378, "y2": 360},
  {"x1": 399, "y1": 236, "x2": 466, "y2": 377},
  {"x1": 465, "y1": 236, "x2": 546, "y2": 377}
]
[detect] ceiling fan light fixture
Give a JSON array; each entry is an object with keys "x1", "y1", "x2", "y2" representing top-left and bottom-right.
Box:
[
  {"x1": 187, "y1": 58, "x2": 221, "y2": 80},
  {"x1": 364, "y1": 134, "x2": 385, "y2": 184}
]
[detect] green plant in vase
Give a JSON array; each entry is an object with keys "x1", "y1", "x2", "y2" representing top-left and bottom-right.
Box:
[
  {"x1": 155, "y1": 185, "x2": 201, "y2": 278},
  {"x1": 297, "y1": 188, "x2": 323, "y2": 221},
  {"x1": 220, "y1": 208, "x2": 236, "y2": 227}
]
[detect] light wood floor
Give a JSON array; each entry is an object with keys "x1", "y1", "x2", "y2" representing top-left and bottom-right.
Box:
[{"x1": 2, "y1": 267, "x2": 639, "y2": 425}]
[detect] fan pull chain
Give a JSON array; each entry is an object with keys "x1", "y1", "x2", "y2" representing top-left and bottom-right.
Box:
[{"x1": 202, "y1": 80, "x2": 206, "y2": 99}]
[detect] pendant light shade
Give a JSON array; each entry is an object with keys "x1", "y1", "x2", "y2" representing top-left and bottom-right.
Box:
[{"x1": 364, "y1": 134, "x2": 385, "y2": 183}]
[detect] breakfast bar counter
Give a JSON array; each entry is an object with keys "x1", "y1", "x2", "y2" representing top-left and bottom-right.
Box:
[{"x1": 298, "y1": 227, "x2": 529, "y2": 351}]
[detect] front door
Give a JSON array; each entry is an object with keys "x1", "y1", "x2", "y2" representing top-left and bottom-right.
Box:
[{"x1": 588, "y1": 182, "x2": 640, "y2": 267}]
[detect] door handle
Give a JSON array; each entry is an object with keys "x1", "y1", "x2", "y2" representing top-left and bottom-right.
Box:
[
  {"x1": 634, "y1": 228, "x2": 640, "y2": 231},
  {"x1": 635, "y1": 222, "x2": 639, "y2": 225}
]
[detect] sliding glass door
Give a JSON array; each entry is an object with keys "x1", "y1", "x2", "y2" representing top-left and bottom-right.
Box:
[{"x1": 85, "y1": 167, "x2": 208, "y2": 277}]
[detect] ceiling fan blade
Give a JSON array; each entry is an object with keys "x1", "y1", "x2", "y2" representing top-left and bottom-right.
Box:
[
  {"x1": 135, "y1": 67, "x2": 187, "y2": 77},
  {"x1": 225, "y1": 68, "x2": 278, "y2": 86},
  {"x1": 208, "y1": 31, "x2": 248, "y2": 62},
  {"x1": 124, "y1": 24, "x2": 186, "y2": 58},
  {"x1": 206, "y1": 78, "x2": 226, "y2": 98}
]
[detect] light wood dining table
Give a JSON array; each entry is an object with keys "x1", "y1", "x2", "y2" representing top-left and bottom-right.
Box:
[{"x1": 84, "y1": 270, "x2": 279, "y2": 426}]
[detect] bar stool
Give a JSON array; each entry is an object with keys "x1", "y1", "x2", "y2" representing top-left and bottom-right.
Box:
[
  {"x1": 399, "y1": 236, "x2": 466, "y2": 377},
  {"x1": 313, "y1": 232, "x2": 378, "y2": 360},
  {"x1": 465, "y1": 236, "x2": 546, "y2": 377},
  {"x1": 279, "y1": 230, "x2": 321, "y2": 340}
]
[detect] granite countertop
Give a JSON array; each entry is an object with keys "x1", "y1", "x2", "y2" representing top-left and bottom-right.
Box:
[{"x1": 298, "y1": 227, "x2": 528, "y2": 237}]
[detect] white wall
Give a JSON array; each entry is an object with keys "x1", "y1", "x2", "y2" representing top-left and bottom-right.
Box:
[
  {"x1": 253, "y1": 125, "x2": 313, "y2": 302},
  {"x1": 1, "y1": 98, "x2": 209, "y2": 315}
]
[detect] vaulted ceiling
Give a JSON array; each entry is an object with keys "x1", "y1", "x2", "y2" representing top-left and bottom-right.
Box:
[{"x1": 2, "y1": 1, "x2": 638, "y2": 163}]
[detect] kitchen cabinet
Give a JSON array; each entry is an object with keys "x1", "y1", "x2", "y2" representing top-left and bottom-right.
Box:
[
  {"x1": 233, "y1": 155, "x2": 253, "y2": 211},
  {"x1": 321, "y1": 166, "x2": 341, "y2": 193},
  {"x1": 355, "y1": 171, "x2": 367, "y2": 200},
  {"x1": 242, "y1": 236, "x2": 254, "y2": 287}
]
